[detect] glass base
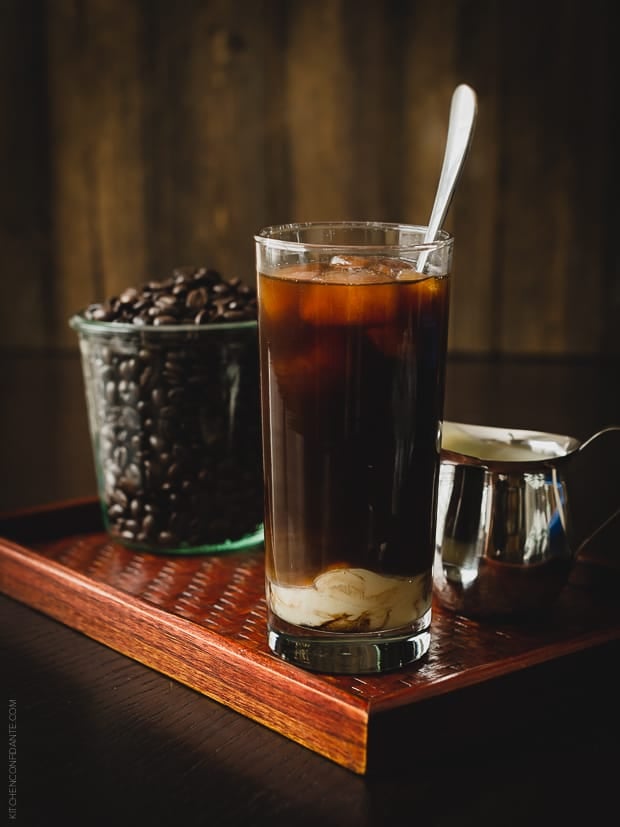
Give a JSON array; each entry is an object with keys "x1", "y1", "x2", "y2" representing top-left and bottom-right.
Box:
[
  {"x1": 106, "y1": 523, "x2": 264, "y2": 556},
  {"x1": 267, "y1": 614, "x2": 431, "y2": 675}
]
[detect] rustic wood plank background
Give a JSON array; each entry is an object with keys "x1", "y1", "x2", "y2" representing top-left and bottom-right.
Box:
[{"x1": 0, "y1": 0, "x2": 617, "y2": 354}]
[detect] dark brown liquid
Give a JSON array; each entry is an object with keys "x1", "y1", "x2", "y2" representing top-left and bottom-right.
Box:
[{"x1": 258, "y1": 260, "x2": 450, "y2": 587}]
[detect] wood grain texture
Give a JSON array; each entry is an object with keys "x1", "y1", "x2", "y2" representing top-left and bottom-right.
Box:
[
  {"x1": 1, "y1": 498, "x2": 618, "y2": 775},
  {"x1": 495, "y1": 1, "x2": 610, "y2": 355},
  {"x1": 0, "y1": 0, "x2": 51, "y2": 348},
  {"x1": 0, "y1": 0, "x2": 618, "y2": 354},
  {"x1": 46, "y1": 0, "x2": 148, "y2": 330}
]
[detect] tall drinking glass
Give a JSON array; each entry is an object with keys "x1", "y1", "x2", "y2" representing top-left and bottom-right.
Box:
[{"x1": 255, "y1": 222, "x2": 453, "y2": 674}]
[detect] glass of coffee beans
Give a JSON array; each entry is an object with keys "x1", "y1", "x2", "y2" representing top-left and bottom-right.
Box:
[{"x1": 70, "y1": 266, "x2": 264, "y2": 554}]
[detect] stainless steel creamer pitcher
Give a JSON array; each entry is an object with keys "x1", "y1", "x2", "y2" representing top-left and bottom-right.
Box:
[{"x1": 433, "y1": 422, "x2": 620, "y2": 618}]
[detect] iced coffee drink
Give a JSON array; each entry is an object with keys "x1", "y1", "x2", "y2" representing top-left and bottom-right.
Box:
[{"x1": 255, "y1": 223, "x2": 453, "y2": 673}]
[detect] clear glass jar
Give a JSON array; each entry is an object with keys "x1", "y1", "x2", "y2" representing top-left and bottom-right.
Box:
[{"x1": 70, "y1": 315, "x2": 263, "y2": 554}]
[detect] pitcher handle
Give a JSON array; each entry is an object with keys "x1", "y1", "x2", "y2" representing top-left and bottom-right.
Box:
[
  {"x1": 566, "y1": 426, "x2": 620, "y2": 558},
  {"x1": 578, "y1": 425, "x2": 620, "y2": 453}
]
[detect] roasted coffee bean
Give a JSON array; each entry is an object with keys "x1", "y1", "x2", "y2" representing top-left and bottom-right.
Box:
[
  {"x1": 194, "y1": 309, "x2": 212, "y2": 324},
  {"x1": 167, "y1": 462, "x2": 182, "y2": 480},
  {"x1": 149, "y1": 434, "x2": 165, "y2": 451},
  {"x1": 158, "y1": 531, "x2": 174, "y2": 545},
  {"x1": 113, "y1": 446, "x2": 128, "y2": 468},
  {"x1": 154, "y1": 294, "x2": 178, "y2": 309},
  {"x1": 122, "y1": 407, "x2": 141, "y2": 429},
  {"x1": 186, "y1": 287, "x2": 208, "y2": 310},
  {"x1": 105, "y1": 381, "x2": 117, "y2": 404},
  {"x1": 119, "y1": 380, "x2": 139, "y2": 405},
  {"x1": 153, "y1": 314, "x2": 178, "y2": 326},
  {"x1": 100, "y1": 423, "x2": 116, "y2": 440},
  {"x1": 139, "y1": 366, "x2": 154, "y2": 388},
  {"x1": 119, "y1": 358, "x2": 137, "y2": 380},
  {"x1": 120, "y1": 287, "x2": 139, "y2": 304}
]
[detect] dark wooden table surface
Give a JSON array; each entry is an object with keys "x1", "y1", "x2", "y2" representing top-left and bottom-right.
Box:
[{"x1": 2, "y1": 352, "x2": 620, "y2": 827}]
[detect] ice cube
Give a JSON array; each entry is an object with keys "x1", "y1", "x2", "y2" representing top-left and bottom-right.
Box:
[
  {"x1": 321, "y1": 266, "x2": 379, "y2": 285},
  {"x1": 325, "y1": 255, "x2": 424, "y2": 283},
  {"x1": 328, "y1": 255, "x2": 371, "y2": 270},
  {"x1": 376, "y1": 257, "x2": 417, "y2": 280},
  {"x1": 300, "y1": 281, "x2": 398, "y2": 327}
]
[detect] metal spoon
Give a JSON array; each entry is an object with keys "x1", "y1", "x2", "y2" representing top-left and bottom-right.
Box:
[{"x1": 417, "y1": 84, "x2": 477, "y2": 274}]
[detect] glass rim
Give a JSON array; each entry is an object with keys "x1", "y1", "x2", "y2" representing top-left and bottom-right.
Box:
[
  {"x1": 69, "y1": 314, "x2": 257, "y2": 335},
  {"x1": 254, "y1": 221, "x2": 453, "y2": 253}
]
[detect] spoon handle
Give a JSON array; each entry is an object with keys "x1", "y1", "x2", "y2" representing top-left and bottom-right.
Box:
[{"x1": 418, "y1": 84, "x2": 477, "y2": 273}]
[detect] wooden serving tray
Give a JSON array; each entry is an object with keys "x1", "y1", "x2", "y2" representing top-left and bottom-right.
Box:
[{"x1": 1, "y1": 498, "x2": 619, "y2": 775}]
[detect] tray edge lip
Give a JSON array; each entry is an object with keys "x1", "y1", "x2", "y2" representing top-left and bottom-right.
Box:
[{"x1": 0, "y1": 494, "x2": 100, "y2": 522}]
